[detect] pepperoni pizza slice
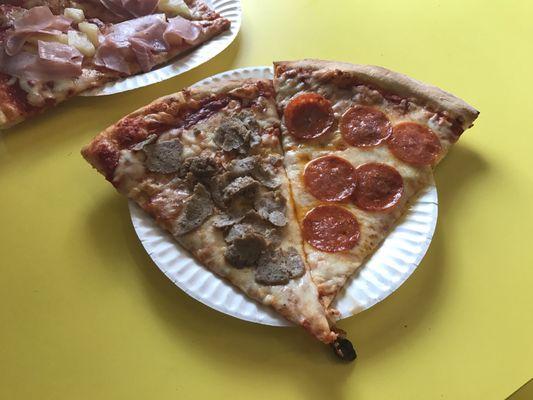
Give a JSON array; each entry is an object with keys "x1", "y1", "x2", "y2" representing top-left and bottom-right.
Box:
[
  {"x1": 82, "y1": 79, "x2": 356, "y2": 360},
  {"x1": 274, "y1": 59, "x2": 479, "y2": 311},
  {"x1": 0, "y1": 2, "x2": 230, "y2": 129}
]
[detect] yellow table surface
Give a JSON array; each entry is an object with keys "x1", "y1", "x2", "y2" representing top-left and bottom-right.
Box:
[{"x1": 1, "y1": 1, "x2": 532, "y2": 398}]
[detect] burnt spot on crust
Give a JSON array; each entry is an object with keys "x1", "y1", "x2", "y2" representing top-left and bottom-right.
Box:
[
  {"x1": 331, "y1": 338, "x2": 357, "y2": 362},
  {"x1": 173, "y1": 183, "x2": 213, "y2": 236},
  {"x1": 255, "y1": 247, "x2": 305, "y2": 285},
  {"x1": 254, "y1": 191, "x2": 287, "y2": 227},
  {"x1": 143, "y1": 138, "x2": 184, "y2": 174}
]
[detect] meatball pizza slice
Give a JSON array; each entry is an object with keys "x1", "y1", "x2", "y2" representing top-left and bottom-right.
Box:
[
  {"x1": 82, "y1": 79, "x2": 354, "y2": 357},
  {"x1": 274, "y1": 59, "x2": 479, "y2": 312}
]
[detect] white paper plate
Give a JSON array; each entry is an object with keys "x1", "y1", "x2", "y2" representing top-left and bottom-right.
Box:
[
  {"x1": 129, "y1": 67, "x2": 439, "y2": 326},
  {"x1": 81, "y1": 0, "x2": 241, "y2": 97}
]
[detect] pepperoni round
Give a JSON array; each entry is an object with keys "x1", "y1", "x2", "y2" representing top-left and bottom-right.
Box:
[
  {"x1": 284, "y1": 93, "x2": 335, "y2": 140},
  {"x1": 340, "y1": 106, "x2": 392, "y2": 147},
  {"x1": 353, "y1": 163, "x2": 404, "y2": 211},
  {"x1": 302, "y1": 206, "x2": 360, "y2": 252},
  {"x1": 303, "y1": 156, "x2": 357, "y2": 202},
  {"x1": 388, "y1": 122, "x2": 442, "y2": 166}
]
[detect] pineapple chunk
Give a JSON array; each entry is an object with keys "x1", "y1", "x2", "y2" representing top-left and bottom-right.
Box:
[
  {"x1": 67, "y1": 30, "x2": 96, "y2": 57},
  {"x1": 27, "y1": 33, "x2": 68, "y2": 45},
  {"x1": 158, "y1": 0, "x2": 192, "y2": 18},
  {"x1": 78, "y1": 22, "x2": 100, "y2": 47},
  {"x1": 64, "y1": 7, "x2": 85, "y2": 23}
]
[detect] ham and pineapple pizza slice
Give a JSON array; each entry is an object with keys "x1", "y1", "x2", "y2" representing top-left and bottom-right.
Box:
[
  {"x1": 274, "y1": 59, "x2": 479, "y2": 310},
  {"x1": 81, "y1": 79, "x2": 356, "y2": 360},
  {"x1": 0, "y1": 2, "x2": 229, "y2": 128},
  {"x1": 4, "y1": 0, "x2": 224, "y2": 23}
]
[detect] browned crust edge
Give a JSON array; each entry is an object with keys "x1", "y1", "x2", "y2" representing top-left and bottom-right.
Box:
[
  {"x1": 81, "y1": 78, "x2": 272, "y2": 181},
  {"x1": 274, "y1": 59, "x2": 480, "y2": 130}
]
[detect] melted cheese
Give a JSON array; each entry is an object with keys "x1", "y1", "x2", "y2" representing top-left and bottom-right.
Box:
[
  {"x1": 113, "y1": 150, "x2": 147, "y2": 195},
  {"x1": 277, "y1": 71, "x2": 445, "y2": 306},
  {"x1": 106, "y1": 96, "x2": 337, "y2": 343},
  {"x1": 180, "y1": 128, "x2": 210, "y2": 158},
  {"x1": 0, "y1": 110, "x2": 7, "y2": 125},
  {"x1": 18, "y1": 78, "x2": 77, "y2": 107}
]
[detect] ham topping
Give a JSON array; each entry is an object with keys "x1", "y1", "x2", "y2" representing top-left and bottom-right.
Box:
[
  {"x1": 94, "y1": 14, "x2": 203, "y2": 73},
  {"x1": 0, "y1": 6, "x2": 204, "y2": 81},
  {"x1": 164, "y1": 15, "x2": 201, "y2": 45},
  {"x1": 5, "y1": 6, "x2": 72, "y2": 56},
  {"x1": 1, "y1": 40, "x2": 82, "y2": 81}
]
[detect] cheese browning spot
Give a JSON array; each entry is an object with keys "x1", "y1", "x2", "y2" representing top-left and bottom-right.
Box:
[
  {"x1": 388, "y1": 122, "x2": 442, "y2": 166},
  {"x1": 302, "y1": 205, "x2": 360, "y2": 253},
  {"x1": 332, "y1": 337, "x2": 357, "y2": 361},
  {"x1": 284, "y1": 93, "x2": 335, "y2": 140}
]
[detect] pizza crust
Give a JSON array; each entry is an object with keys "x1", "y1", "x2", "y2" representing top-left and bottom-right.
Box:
[
  {"x1": 274, "y1": 59, "x2": 479, "y2": 129},
  {"x1": 0, "y1": 85, "x2": 26, "y2": 130},
  {"x1": 82, "y1": 79, "x2": 273, "y2": 178}
]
